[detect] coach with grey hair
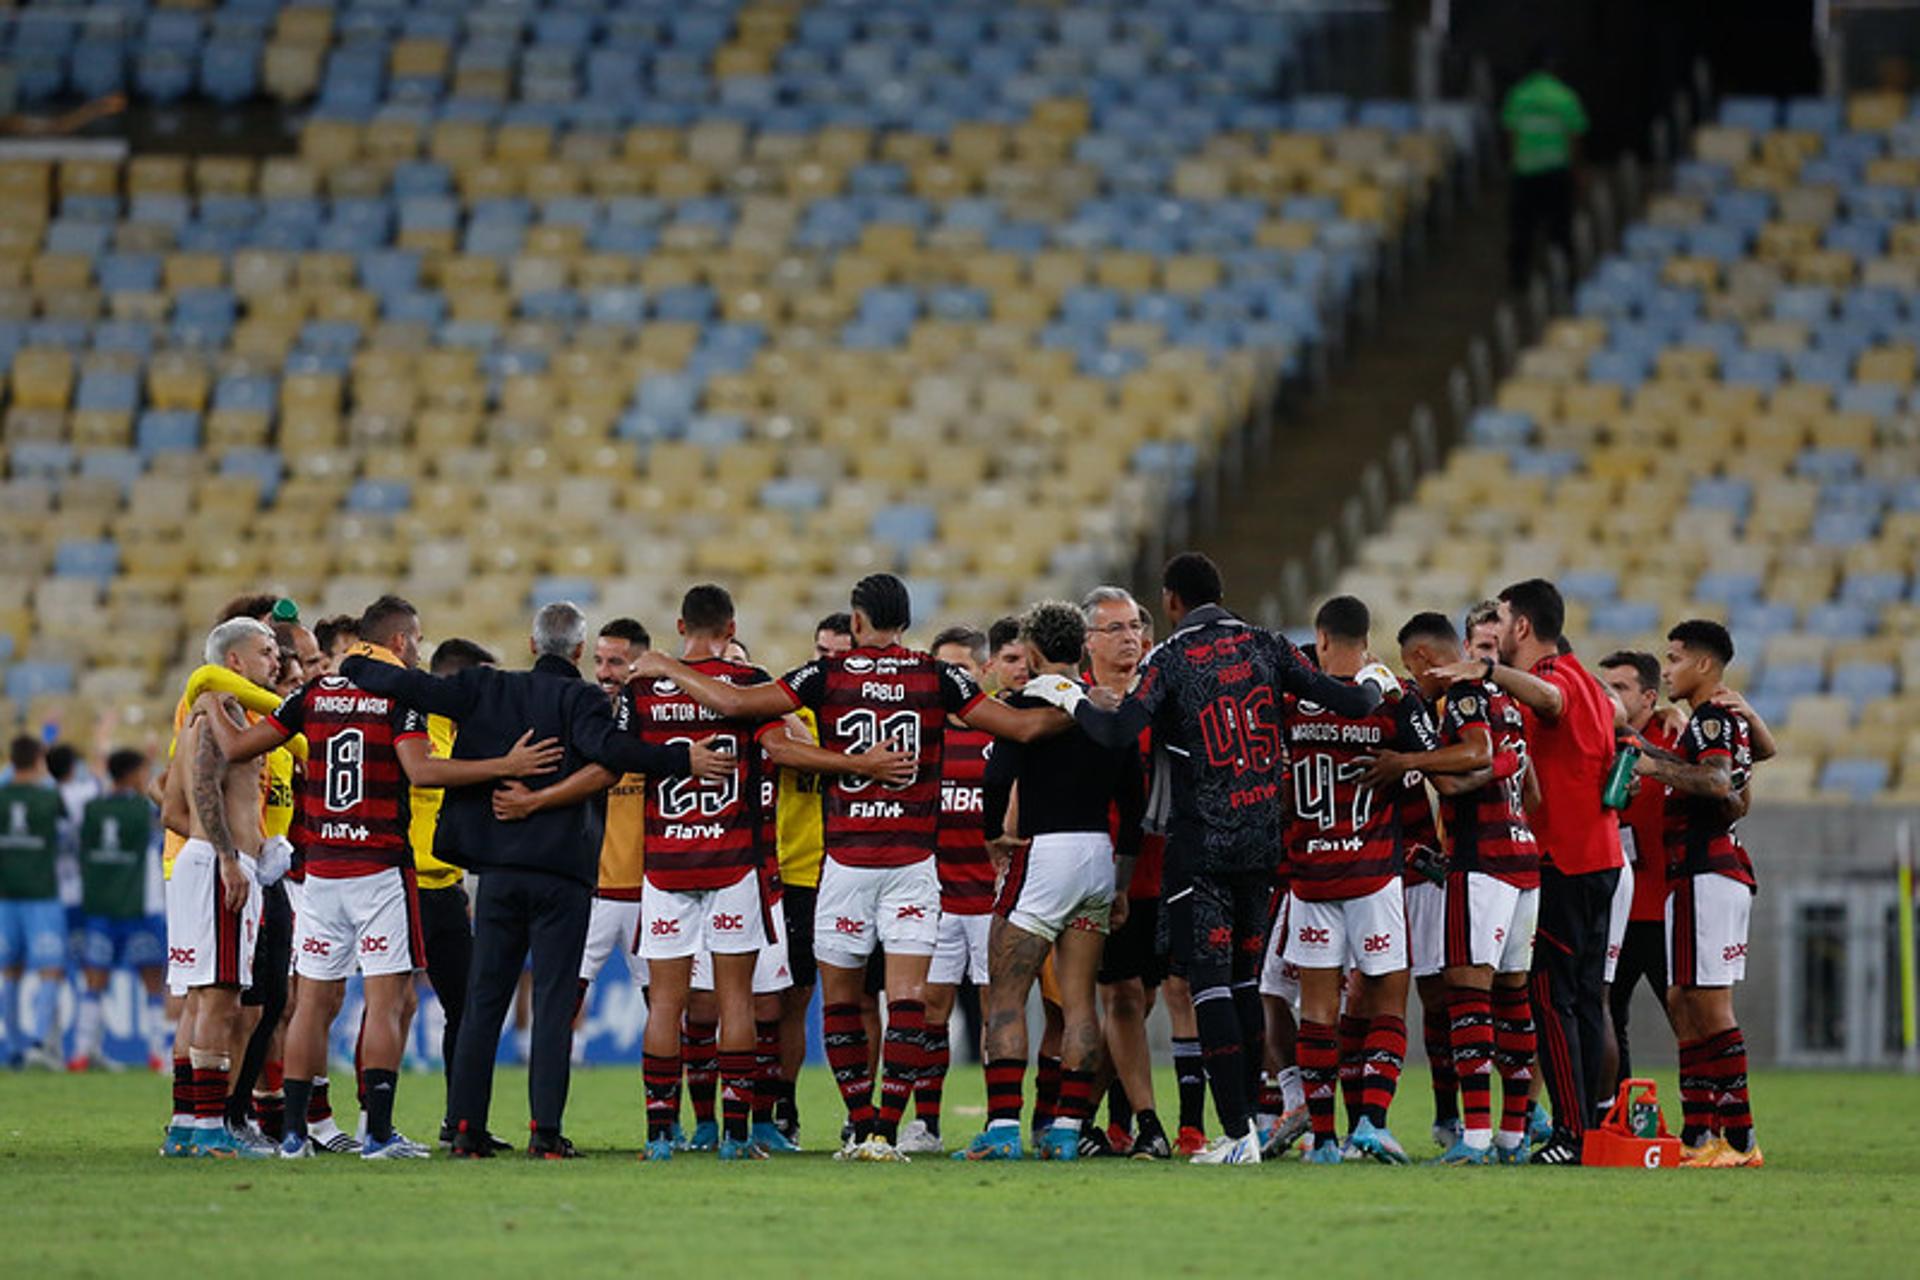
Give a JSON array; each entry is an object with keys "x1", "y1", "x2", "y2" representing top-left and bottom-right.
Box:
[{"x1": 340, "y1": 602, "x2": 728, "y2": 1158}]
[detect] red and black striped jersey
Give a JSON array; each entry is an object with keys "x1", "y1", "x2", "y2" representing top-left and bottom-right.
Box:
[
  {"x1": 619, "y1": 658, "x2": 770, "y2": 892},
  {"x1": 1398, "y1": 679, "x2": 1443, "y2": 887},
  {"x1": 1437, "y1": 680, "x2": 1540, "y2": 888},
  {"x1": 1283, "y1": 680, "x2": 1439, "y2": 902},
  {"x1": 936, "y1": 724, "x2": 994, "y2": 915},
  {"x1": 778, "y1": 645, "x2": 986, "y2": 869},
  {"x1": 268, "y1": 675, "x2": 424, "y2": 878},
  {"x1": 1663, "y1": 702, "x2": 1755, "y2": 889}
]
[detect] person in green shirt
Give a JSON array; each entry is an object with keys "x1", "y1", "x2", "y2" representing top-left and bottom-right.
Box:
[
  {"x1": 1502, "y1": 48, "x2": 1589, "y2": 290},
  {"x1": 71, "y1": 750, "x2": 162, "y2": 1071},
  {"x1": 0, "y1": 735, "x2": 70, "y2": 1069}
]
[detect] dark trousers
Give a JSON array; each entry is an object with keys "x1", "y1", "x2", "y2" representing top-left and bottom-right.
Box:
[
  {"x1": 417, "y1": 883, "x2": 474, "y2": 1122},
  {"x1": 234, "y1": 882, "x2": 292, "y2": 1110},
  {"x1": 1608, "y1": 918, "x2": 1669, "y2": 1088},
  {"x1": 1530, "y1": 863, "x2": 1618, "y2": 1140},
  {"x1": 1508, "y1": 167, "x2": 1574, "y2": 289},
  {"x1": 449, "y1": 868, "x2": 592, "y2": 1137}
]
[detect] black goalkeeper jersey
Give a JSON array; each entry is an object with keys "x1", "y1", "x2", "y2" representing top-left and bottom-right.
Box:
[{"x1": 1071, "y1": 604, "x2": 1381, "y2": 875}]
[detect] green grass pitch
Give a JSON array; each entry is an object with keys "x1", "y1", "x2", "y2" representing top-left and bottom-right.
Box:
[{"x1": 2, "y1": 1065, "x2": 1915, "y2": 1278}]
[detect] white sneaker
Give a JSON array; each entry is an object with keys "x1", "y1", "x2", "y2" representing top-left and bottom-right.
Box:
[
  {"x1": 837, "y1": 1135, "x2": 910, "y2": 1163},
  {"x1": 1190, "y1": 1129, "x2": 1262, "y2": 1166},
  {"x1": 896, "y1": 1119, "x2": 944, "y2": 1155},
  {"x1": 309, "y1": 1118, "x2": 359, "y2": 1154}
]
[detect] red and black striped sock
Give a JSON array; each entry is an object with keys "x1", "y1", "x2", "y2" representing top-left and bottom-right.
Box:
[
  {"x1": 1298, "y1": 1020, "x2": 1339, "y2": 1149},
  {"x1": 1491, "y1": 986, "x2": 1534, "y2": 1140},
  {"x1": 1360, "y1": 1014, "x2": 1406, "y2": 1127},
  {"x1": 916, "y1": 1023, "x2": 949, "y2": 1131},
  {"x1": 1448, "y1": 988, "x2": 1495, "y2": 1138},
  {"x1": 642, "y1": 1052, "x2": 681, "y2": 1142},
  {"x1": 253, "y1": 1086, "x2": 286, "y2": 1142},
  {"x1": 1424, "y1": 1000, "x2": 1459, "y2": 1123},
  {"x1": 171, "y1": 1056, "x2": 193, "y2": 1124},
  {"x1": 822, "y1": 1002, "x2": 874, "y2": 1137},
  {"x1": 1056, "y1": 1068, "x2": 1095, "y2": 1130},
  {"x1": 875, "y1": 999, "x2": 926, "y2": 1141},
  {"x1": 683, "y1": 1020, "x2": 719, "y2": 1127},
  {"x1": 309, "y1": 1075, "x2": 333, "y2": 1125},
  {"x1": 985, "y1": 1058, "x2": 1025, "y2": 1125},
  {"x1": 752, "y1": 1020, "x2": 782, "y2": 1126},
  {"x1": 1033, "y1": 1054, "x2": 1063, "y2": 1132},
  {"x1": 1676, "y1": 1038, "x2": 1713, "y2": 1145},
  {"x1": 1705, "y1": 1027, "x2": 1753, "y2": 1149},
  {"x1": 1337, "y1": 1013, "x2": 1368, "y2": 1130},
  {"x1": 719, "y1": 1050, "x2": 756, "y2": 1144},
  {"x1": 191, "y1": 1057, "x2": 229, "y2": 1126}
]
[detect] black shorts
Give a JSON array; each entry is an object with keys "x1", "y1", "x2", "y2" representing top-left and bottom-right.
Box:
[
  {"x1": 1164, "y1": 867, "x2": 1269, "y2": 987},
  {"x1": 782, "y1": 885, "x2": 818, "y2": 990},
  {"x1": 1099, "y1": 895, "x2": 1166, "y2": 987},
  {"x1": 241, "y1": 880, "x2": 292, "y2": 1010}
]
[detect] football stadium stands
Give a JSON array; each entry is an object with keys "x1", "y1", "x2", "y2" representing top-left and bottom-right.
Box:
[
  {"x1": 0, "y1": 1, "x2": 1480, "y2": 739},
  {"x1": 1337, "y1": 90, "x2": 1920, "y2": 803}
]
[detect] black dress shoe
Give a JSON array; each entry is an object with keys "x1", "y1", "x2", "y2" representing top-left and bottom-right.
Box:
[{"x1": 527, "y1": 1131, "x2": 582, "y2": 1160}]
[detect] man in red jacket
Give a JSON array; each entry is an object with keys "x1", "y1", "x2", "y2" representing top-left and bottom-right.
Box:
[{"x1": 1431, "y1": 579, "x2": 1623, "y2": 1165}]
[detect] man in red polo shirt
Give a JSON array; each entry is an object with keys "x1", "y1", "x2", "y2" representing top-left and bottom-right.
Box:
[{"x1": 1432, "y1": 579, "x2": 1622, "y2": 1165}]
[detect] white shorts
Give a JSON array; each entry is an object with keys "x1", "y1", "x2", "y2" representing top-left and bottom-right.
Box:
[
  {"x1": 814, "y1": 856, "x2": 940, "y2": 967},
  {"x1": 638, "y1": 873, "x2": 768, "y2": 961},
  {"x1": 1442, "y1": 872, "x2": 1538, "y2": 975},
  {"x1": 165, "y1": 840, "x2": 261, "y2": 994},
  {"x1": 1282, "y1": 881, "x2": 1407, "y2": 977},
  {"x1": 1604, "y1": 859, "x2": 1635, "y2": 984},
  {"x1": 998, "y1": 831, "x2": 1116, "y2": 943},
  {"x1": 581, "y1": 895, "x2": 642, "y2": 984},
  {"x1": 1405, "y1": 879, "x2": 1445, "y2": 979},
  {"x1": 1257, "y1": 896, "x2": 1301, "y2": 1004},
  {"x1": 692, "y1": 892, "x2": 792, "y2": 995},
  {"x1": 928, "y1": 910, "x2": 991, "y2": 986},
  {"x1": 1667, "y1": 872, "x2": 1751, "y2": 988},
  {"x1": 296, "y1": 867, "x2": 425, "y2": 981}
]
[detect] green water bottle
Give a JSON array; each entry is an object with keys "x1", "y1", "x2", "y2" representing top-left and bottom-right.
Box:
[
  {"x1": 1601, "y1": 742, "x2": 1639, "y2": 811},
  {"x1": 1630, "y1": 1096, "x2": 1658, "y2": 1138}
]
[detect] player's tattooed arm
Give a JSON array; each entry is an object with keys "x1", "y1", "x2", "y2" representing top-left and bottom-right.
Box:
[
  {"x1": 194, "y1": 689, "x2": 291, "y2": 762},
  {"x1": 190, "y1": 715, "x2": 236, "y2": 862},
  {"x1": 1634, "y1": 748, "x2": 1734, "y2": 800}
]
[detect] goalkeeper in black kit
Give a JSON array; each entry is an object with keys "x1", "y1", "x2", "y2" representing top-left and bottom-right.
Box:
[{"x1": 1022, "y1": 554, "x2": 1392, "y2": 1164}]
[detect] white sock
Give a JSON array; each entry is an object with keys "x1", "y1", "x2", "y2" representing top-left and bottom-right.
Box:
[
  {"x1": 987, "y1": 1117, "x2": 1019, "y2": 1132},
  {"x1": 1494, "y1": 1130, "x2": 1523, "y2": 1150},
  {"x1": 1050, "y1": 1117, "x2": 1082, "y2": 1132},
  {"x1": 1464, "y1": 1127, "x2": 1493, "y2": 1151},
  {"x1": 74, "y1": 991, "x2": 103, "y2": 1062},
  {"x1": 30, "y1": 977, "x2": 59, "y2": 1048},
  {"x1": 1279, "y1": 1065, "x2": 1304, "y2": 1112},
  {"x1": 0, "y1": 976, "x2": 15, "y2": 1047}
]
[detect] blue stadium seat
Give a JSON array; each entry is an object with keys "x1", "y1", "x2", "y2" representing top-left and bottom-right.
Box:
[
  {"x1": 135, "y1": 411, "x2": 200, "y2": 457},
  {"x1": 1819, "y1": 758, "x2": 1889, "y2": 801},
  {"x1": 54, "y1": 539, "x2": 119, "y2": 581},
  {"x1": 5, "y1": 662, "x2": 76, "y2": 703}
]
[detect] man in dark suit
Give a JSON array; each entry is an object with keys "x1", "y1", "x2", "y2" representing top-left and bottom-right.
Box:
[{"x1": 341, "y1": 601, "x2": 726, "y2": 1158}]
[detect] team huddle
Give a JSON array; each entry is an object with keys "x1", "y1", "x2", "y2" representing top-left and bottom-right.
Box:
[{"x1": 108, "y1": 549, "x2": 1768, "y2": 1168}]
